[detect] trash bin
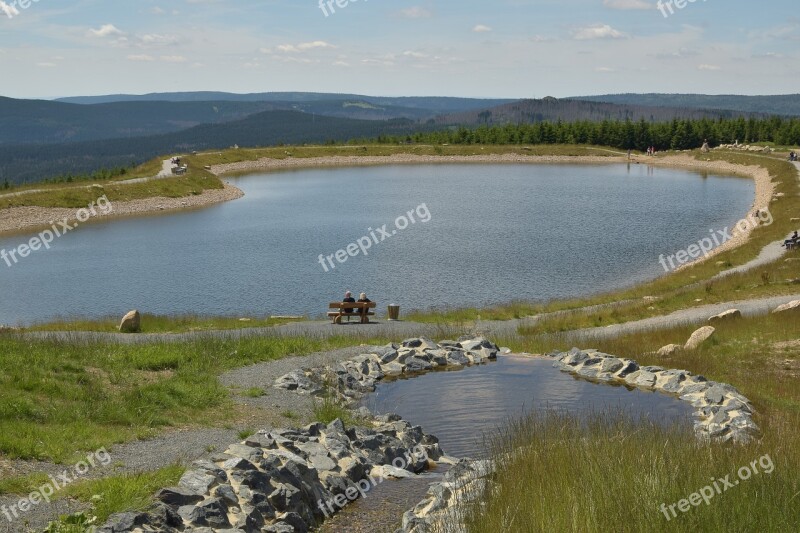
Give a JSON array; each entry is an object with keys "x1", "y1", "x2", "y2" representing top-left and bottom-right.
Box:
[{"x1": 387, "y1": 304, "x2": 400, "y2": 321}]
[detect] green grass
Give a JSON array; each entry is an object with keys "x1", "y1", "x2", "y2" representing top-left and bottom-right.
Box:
[
  {"x1": 0, "y1": 159, "x2": 224, "y2": 210},
  {"x1": 464, "y1": 311, "x2": 800, "y2": 532},
  {"x1": 25, "y1": 314, "x2": 305, "y2": 334},
  {"x1": 0, "y1": 472, "x2": 50, "y2": 496},
  {"x1": 462, "y1": 410, "x2": 800, "y2": 533},
  {"x1": 0, "y1": 334, "x2": 388, "y2": 463},
  {"x1": 312, "y1": 394, "x2": 355, "y2": 426},
  {"x1": 241, "y1": 387, "x2": 266, "y2": 398},
  {"x1": 237, "y1": 428, "x2": 255, "y2": 439},
  {"x1": 59, "y1": 464, "x2": 184, "y2": 523},
  {"x1": 513, "y1": 312, "x2": 800, "y2": 417}
]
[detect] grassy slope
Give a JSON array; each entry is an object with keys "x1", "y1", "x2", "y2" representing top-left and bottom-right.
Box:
[
  {"x1": 25, "y1": 314, "x2": 304, "y2": 334},
  {"x1": 0, "y1": 334, "x2": 388, "y2": 463},
  {"x1": 0, "y1": 159, "x2": 223, "y2": 210},
  {"x1": 468, "y1": 312, "x2": 800, "y2": 533}
]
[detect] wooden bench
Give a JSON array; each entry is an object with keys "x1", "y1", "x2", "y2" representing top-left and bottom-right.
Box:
[{"x1": 328, "y1": 302, "x2": 376, "y2": 324}]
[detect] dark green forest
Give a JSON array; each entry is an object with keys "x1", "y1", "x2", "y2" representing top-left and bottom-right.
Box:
[
  {"x1": 376, "y1": 116, "x2": 800, "y2": 151},
  {"x1": 3, "y1": 114, "x2": 800, "y2": 187}
]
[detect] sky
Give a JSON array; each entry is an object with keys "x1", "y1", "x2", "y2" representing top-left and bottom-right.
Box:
[{"x1": 0, "y1": 0, "x2": 798, "y2": 100}]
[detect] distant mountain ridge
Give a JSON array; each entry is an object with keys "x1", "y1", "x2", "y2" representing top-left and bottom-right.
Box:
[
  {"x1": 1, "y1": 93, "x2": 515, "y2": 145},
  {"x1": 0, "y1": 110, "x2": 423, "y2": 184},
  {"x1": 1, "y1": 91, "x2": 795, "y2": 185},
  {"x1": 55, "y1": 91, "x2": 517, "y2": 113},
  {"x1": 436, "y1": 97, "x2": 761, "y2": 126},
  {"x1": 569, "y1": 94, "x2": 800, "y2": 117}
]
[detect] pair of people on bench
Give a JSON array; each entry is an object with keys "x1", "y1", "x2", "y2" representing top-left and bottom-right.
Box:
[
  {"x1": 342, "y1": 291, "x2": 372, "y2": 322},
  {"x1": 784, "y1": 231, "x2": 799, "y2": 248}
]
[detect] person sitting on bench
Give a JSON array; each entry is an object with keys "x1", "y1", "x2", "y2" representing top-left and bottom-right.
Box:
[
  {"x1": 357, "y1": 292, "x2": 371, "y2": 320},
  {"x1": 342, "y1": 291, "x2": 356, "y2": 322},
  {"x1": 785, "y1": 231, "x2": 799, "y2": 248}
]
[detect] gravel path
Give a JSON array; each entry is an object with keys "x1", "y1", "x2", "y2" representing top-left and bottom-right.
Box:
[
  {"x1": 553, "y1": 293, "x2": 800, "y2": 343},
  {"x1": 0, "y1": 160, "x2": 175, "y2": 201},
  {"x1": 714, "y1": 239, "x2": 789, "y2": 278}
]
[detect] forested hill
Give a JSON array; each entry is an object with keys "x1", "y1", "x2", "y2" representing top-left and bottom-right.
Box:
[
  {"x1": 0, "y1": 110, "x2": 420, "y2": 184},
  {"x1": 435, "y1": 97, "x2": 762, "y2": 126},
  {"x1": 569, "y1": 94, "x2": 800, "y2": 117},
  {"x1": 55, "y1": 92, "x2": 517, "y2": 113}
]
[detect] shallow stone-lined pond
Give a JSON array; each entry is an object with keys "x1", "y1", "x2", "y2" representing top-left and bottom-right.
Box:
[
  {"x1": 320, "y1": 355, "x2": 696, "y2": 532},
  {"x1": 362, "y1": 355, "x2": 695, "y2": 458}
]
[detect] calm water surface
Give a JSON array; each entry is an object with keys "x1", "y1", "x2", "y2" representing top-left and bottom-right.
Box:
[
  {"x1": 0, "y1": 163, "x2": 753, "y2": 324},
  {"x1": 362, "y1": 356, "x2": 696, "y2": 458}
]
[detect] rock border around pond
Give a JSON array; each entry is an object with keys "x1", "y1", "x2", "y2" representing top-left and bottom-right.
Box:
[
  {"x1": 547, "y1": 348, "x2": 759, "y2": 445},
  {"x1": 96, "y1": 336, "x2": 498, "y2": 533},
  {"x1": 97, "y1": 340, "x2": 757, "y2": 533},
  {"x1": 400, "y1": 347, "x2": 761, "y2": 533},
  {"x1": 98, "y1": 416, "x2": 446, "y2": 533},
  {"x1": 274, "y1": 336, "x2": 500, "y2": 401}
]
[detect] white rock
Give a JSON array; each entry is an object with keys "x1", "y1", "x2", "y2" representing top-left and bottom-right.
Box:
[
  {"x1": 708, "y1": 309, "x2": 741, "y2": 324},
  {"x1": 371, "y1": 464, "x2": 413, "y2": 479},
  {"x1": 772, "y1": 300, "x2": 800, "y2": 314},
  {"x1": 657, "y1": 344, "x2": 682, "y2": 357},
  {"x1": 685, "y1": 326, "x2": 716, "y2": 350}
]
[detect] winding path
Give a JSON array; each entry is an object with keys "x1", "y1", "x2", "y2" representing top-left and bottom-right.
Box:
[{"x1": 0, "y1": 159, "x2": 177, "y2": 200}]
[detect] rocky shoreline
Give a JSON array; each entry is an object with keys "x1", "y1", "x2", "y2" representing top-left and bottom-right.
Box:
[
  {"x1": 653, "y1": 154, "x2": 775, "y2": 268},
  {"x1": 0, "y1": 183, "x2": 243, "y2": 237},
  {"x1": 209, "y1": 153, "x2": 624, "y2": 176}
]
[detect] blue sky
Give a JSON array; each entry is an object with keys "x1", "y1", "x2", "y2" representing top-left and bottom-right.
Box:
[{"x1": 0, "y1": 0, "x2": 797, "y2": 99}]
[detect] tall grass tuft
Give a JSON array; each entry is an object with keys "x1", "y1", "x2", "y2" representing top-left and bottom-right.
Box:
[{"x1": 463, "y1": 409, "x2": 800, "y2": 532}]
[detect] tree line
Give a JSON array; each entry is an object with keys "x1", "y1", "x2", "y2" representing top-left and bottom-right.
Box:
[{"x1": 369, "y1": 116, "x2": 800, "y2": 151}]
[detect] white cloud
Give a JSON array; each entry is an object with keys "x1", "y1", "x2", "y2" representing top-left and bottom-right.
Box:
[
  {"x1": 652, "y1": 47, "x2": 700, "y2": 60},
  {"x1": 697, "y1": 64, "x2": 721, "y2": 70},
  {"x1": 89, "y1": 24, "x2": 124, "y2": 38},
  {"x1": 595, "y1": 66, "x2": 616, "y2": 72},
  {"x1": 397, "y1": 7, "x2": 432, "y2": 19},
  {"x1": 603, "y1": 0, "x2": 653, "y2": 10},
  {"x1": 127, "y1": 54, "x2": 155, "y2": 61},
  {"x1": 161, "y1": 55, "x2": 187, "y2": 63},
  {"x1": 36, "y1": 62, "x2": 57, "y2": 68},
  {"x1": 572, "y1": 24, "x2": 627, "y2": 40},
  {"x1": 276, "y1": 41, "x2": 336, "y2": 53},
  {"x1": 137, "y1": 34, "x2": 179, "y2": 48},
  {"x1": 473, "y1": 24, "x2": 492, "y2": 33}
]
